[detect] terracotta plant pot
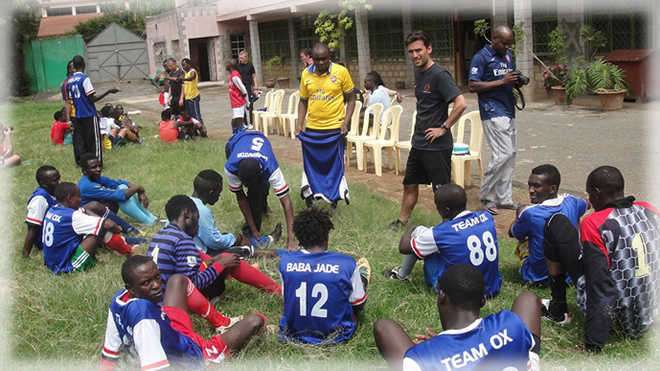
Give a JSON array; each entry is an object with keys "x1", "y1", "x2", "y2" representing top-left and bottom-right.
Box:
[
  {"x1": 265, "y1": 79, "x2": 276, "y2": 88},
  {"x1": 596, "y1": 89, "x2": 626, "y2": 112},
  {"x1": 551, "y1": 86, "x2": 571, "y2": 105},
  {"x1": 277, "y1": 78, "x2": 290, "y2": 89},
  {"x1": 395, "y1": 81, "x2": 405, "y2": 90}
]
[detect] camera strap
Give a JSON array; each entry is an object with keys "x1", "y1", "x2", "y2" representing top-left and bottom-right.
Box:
[{"x1": 514, "y1": 86, "x2": 526, "y2": 110}]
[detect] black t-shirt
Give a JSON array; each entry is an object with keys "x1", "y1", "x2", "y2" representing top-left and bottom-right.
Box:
[
  {"x1": 169, "y1": 68, "x2": 185, "y2": 98},
  {"x1": 412, "y1": 63, "x2": 461, "y2": 151},
  {"x1": 237, "y1": 62, "x2": 256, "y2": 87}
]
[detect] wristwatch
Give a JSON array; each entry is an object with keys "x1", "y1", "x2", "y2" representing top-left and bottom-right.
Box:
[{"x1": 440, "y1": 122, "x2": 448, "y2": 130}]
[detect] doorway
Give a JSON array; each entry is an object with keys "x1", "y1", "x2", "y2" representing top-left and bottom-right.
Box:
[
  {"x1": 453, "y1": 7, "x2": 491, "y2": 86},
  {"x1": 189, "y1": 38, "x2": 211, "y2": 82}
]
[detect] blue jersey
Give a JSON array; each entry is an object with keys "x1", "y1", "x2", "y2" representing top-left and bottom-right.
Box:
[
  {"x1": 468, "y1": 45, "x2": 516, "y2": 121},
  {"x1": 78, "y1": 175, "x2": 129, "y2": 206},
  {"x1": 65, "y1": 72, "x2": 97, "y2": 118},
  {"x1": 403, "y1": 310, "x2": 538, "y2": 371},
  {"x1": 25, "y1": 187, "x2": 58, "y2": 250},
  {"x1": 224, "y1": 131, "x2": 289, "y2": 197},
  {"x1": 278, "y1": 250, "x2": 366, "y2": 344},
  {"x1": 102, "y1": 289, "x2": 206, "y2": 371},
  {"x1": 42, "y1": 205, "x2": 104, "y2": 273},
  {"x1": 410, "y1": 211, "x2": 502, "y2": 297},
  {"x1": 512, "y1": 194, "x2": 587, "y2": 283}
]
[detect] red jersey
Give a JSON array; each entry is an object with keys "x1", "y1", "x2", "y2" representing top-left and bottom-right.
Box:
[
  {"x1": 50, "y1": 120, "x2": 69, "y2": 145},
  {"x1": 228, "y1": 70, "x2": 246, "y2": 108},
  {"x1": 159, "y1": 120, "x2": 179, "y2": 143}
]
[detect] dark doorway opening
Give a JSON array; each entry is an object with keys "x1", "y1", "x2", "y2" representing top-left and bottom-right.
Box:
[
  {"x1": 189, "y1": 38, "x2": 211, "y2": 82},
  {"x1": 453, "y1": 7, "x2": 491, "y2": 86}
]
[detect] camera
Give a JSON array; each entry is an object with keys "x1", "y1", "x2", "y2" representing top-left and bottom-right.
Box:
[
  {"x1": 513, "y1": 70, "x2": 530, "y2": 86},
  {"x1": 1, "y1": 125, "x2": 13, "y2": 133}
]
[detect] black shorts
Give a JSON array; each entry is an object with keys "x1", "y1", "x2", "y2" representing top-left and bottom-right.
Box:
[{"x1": 402, "y1": 147, "x2": 451, "y2": 190}]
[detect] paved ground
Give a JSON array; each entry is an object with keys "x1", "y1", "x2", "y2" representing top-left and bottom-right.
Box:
[{"x1": 60, "y1": 78, "x2": 658, "y2": 234}]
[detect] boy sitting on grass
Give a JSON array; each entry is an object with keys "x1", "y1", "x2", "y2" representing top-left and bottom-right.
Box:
[
  {"x1": 41, "y1": 182, "x2": 137, "y2": 274},
  {"x1": 158, "y1": 109, "x2": 201, "y2": 143},
  {"x1": 278, "y1": 207, "x2": 371, "y2": 345},
  {"x1": 50, "y1": 110, "x2": 73, "y2": 145},
  {"x1": 101, "y1": 256, "x2": 267, "y2": 371}
]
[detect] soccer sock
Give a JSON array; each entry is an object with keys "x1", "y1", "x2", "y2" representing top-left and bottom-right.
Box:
[
  {"x1": 185, "y1": 277, "x2": 230, "y2": 327},
  {"x1": 124, "y1": 236, "x2": 147, "y2": 245},
  {"x1": 102, "y1": 207, "x2": 137, "y2": 234},
  {"x1": 136, "y1": 202, "x2": 157, "y2": 224},
  {"x1": 102, "y1": 232, "x2": 134, "y2": 256},
  {"x1": 251, "y1": 236, "x2": 271, "y2": 246},
  {"x1": 228, "y1": 261, "x2": 282, "y2": 295},
  {"x1": 398, "y1": 254, "x2": 417, "y2": 277},
  {"x1": 119, "y1": 195, "x2": 155, "y2": 226},
  {"x1": 549, "y1": 274, "x2": 568, "y2": 313}
]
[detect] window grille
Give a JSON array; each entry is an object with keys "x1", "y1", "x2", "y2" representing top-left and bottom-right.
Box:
[
  {"x1": 412, "y1": 11, "x2": 453, "y2": 58},
  {"x1": 532, "y1": 0, "x2": 558, "y2": 56},
  {"x1": 259, "y1": 20, "x2": 291, "y2": 60}
]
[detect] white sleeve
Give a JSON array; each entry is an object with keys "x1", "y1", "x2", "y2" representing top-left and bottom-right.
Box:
[
  {"x1": 268, "y1": 168, "x2": 289, "y2": 198},
  {"x1": 102, "y1": 309, "x2": 123, "y2": 359},
  {"x1": 402, "y1": 357, "x2": 423, "y2": 371},
  {"x1": 26, "y1": 196, "x2": 49, "y2": 225},
  {"x1": 232, "y1": 75, "x2": 248, "y2": 95},
  {"x1": 83, "y1": 76, "x2": 95, "y2": 96},
  {"x1": 224, "y1": 168, "x2": 243, "y2": 192},
  {"x1": 71, "y1": 209, "x2": 104, "y2": 236},
  {"x1": 348, "y1": 266, "x2": 366, "y2": 306},
  {"x1": 409, "y1": 226, "x2": 439, "y2": 259},
  {"x1": 133, "y1": 319, "x2": 170, "y2": 371}
]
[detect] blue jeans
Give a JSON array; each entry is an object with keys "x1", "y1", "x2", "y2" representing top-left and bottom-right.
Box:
[{"x1": 185, "y1": 95, "x2": 203, "y2": 123}]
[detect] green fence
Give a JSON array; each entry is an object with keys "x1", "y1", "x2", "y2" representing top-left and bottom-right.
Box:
[{"x1": 23, "y1": 35, "x2": 85, "y2": 94}]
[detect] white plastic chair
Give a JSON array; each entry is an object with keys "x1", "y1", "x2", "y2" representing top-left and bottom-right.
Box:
[
  {"x1": 395, "y1": 110, "x2": 415, "y2": 175},
  {"x1": 451, "y1": 110, "x2": 484, "y2": 188},
  {"x1": 258, "y1": 89, "x2": 285, "y2": 136},
  {"x1": 252, "y1": 90, "x2": 273, "y2": 132},
  {"x1": 363, "y1": 105, "x2": 403, "y2": 176},
  {"x1": 279, "y1": 91, "x2": 300, "y2": 139},
  {"x1": 345, "y1": 103, "x2": 383, "y2": 171}
]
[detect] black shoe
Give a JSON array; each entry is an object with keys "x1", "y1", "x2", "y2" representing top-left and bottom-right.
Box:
[
  {"x1": 269, "y1": 223, "x2": 282, "y2": 244},
  {"x1": 541, "y1": 299, "x2": 572, "y2": 325},
  {"x1": 242, "y1": 223, "x2": 253, "y2": 238},
  {"x1": 386, "y1": 219, "x2": 407, "y2": 231},
  {"x1": 305, "y1": 197, "x2": 314, "y2": 209}
]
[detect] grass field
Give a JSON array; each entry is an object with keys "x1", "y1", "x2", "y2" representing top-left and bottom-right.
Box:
[{"x1": 4, "y1": 101, "x2": 658, "y2": 369}]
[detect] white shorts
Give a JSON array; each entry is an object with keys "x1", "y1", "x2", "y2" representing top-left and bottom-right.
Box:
[{"x1": 232, "y1": 105, "x2": 246, "y2": 119}]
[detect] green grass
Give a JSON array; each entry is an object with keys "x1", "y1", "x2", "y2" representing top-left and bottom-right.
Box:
[{"x1": 5, "y1": 101, "x2": 658, "y2": 369}]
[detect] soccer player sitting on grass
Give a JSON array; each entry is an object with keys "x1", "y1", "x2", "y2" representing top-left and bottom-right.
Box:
[
  {"x1": 384, "y1": 184, "x2": 502, "y2": 298},
  {"x1": 278, "y1": 207, "x2": 371, "y2": 344},
  {"x1": 542, "y1": 166, "x2": 660, "y2": 353},
  {"x1": 148, "y1": 196, "x2": 281, "y2": 321},
  {"x1": 41, "y1": 182, "x2": 137, "y2": 274},
  {"x1": 191, "y1": 169, "x2": 285, "y2": 258},
  {"x1": 158, "y1": 109, "x2": 201, "y2": 143},
  {"x1": 509, "y1": 164, "x2": 589, "y2": 286},
  {"x1": 374, "y1": 264, "x2": 541, "y2": 371},
  {"x1": 23, "y1": 166, "x2": 146, "y2": 260},
  {"x1": 78, "y1": 153, "x2": 158, "y2": 226},
  {"x1": 101, "y1": 256, "x2": 267, "y2": 371}
]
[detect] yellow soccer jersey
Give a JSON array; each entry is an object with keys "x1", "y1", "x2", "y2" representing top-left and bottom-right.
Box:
[
  {"x1": 300, "y1": 63, "x2": 355, "y2": 130},
  {"x1": 183, "y1": 68, "x2": 199, "y2": 100}
]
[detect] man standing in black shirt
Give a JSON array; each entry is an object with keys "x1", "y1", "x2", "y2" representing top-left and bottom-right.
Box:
[
  {"x1": 387, "y1": 30, "x2": 467, "y2": 230},
  {"x1": 165, "y1": 58, "x2": 185, "y2": 115},
  {"x1": 237, "y1": 50, "x2": 259, "y2": 129}
]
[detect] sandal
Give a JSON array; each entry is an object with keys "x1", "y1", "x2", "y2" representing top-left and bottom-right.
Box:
[
  {"x1": 498, "y1": 202, "x2": 521, "y2": 210},
  {"x1": 481, "y1": 200, "x2": 499, "y2": 215}
]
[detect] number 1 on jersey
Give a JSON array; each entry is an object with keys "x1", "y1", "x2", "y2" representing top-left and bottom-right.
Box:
[
  {"x1": 295, "y1": 282, "x2": 328, "y2": 318},
  {"x1": 632, "y1": 233, "x2": 651, "y2": 278}
]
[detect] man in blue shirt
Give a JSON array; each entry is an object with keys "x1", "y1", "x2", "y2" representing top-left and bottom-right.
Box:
[
  {"x1": 190, "y1": 169, "x2": 284, "y2": 257},
  {"x1": 374, "y1": 264, "x2": 541, "y2": 371},
  {"x1": 64, "y1": 55, "x2": 119, "y2": 165},
  {"x1": 278, "y1": 207, "x2": 370, "y2": 344},
  {"x1": 385, "y1": 184, "x2": 502, "y2": 297},
  {"x1": 469, "y1": 25, "x2": 521, "y2": 215},
  {"x1": 509, "y1": 164, "x2": 589, "y2": 285}
]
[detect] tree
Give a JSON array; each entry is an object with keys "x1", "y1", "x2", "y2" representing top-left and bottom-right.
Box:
[
  {"x1": 314, "y1": 0, "x2": 372, "y2": 49},
  {"x1": 6, "y1": 0, "x2": 41, "y2": 97}
]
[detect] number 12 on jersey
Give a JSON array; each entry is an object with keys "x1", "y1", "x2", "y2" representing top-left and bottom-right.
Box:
[{"x1": 295, "y1": 282, "x2": 328, "y2": 318}]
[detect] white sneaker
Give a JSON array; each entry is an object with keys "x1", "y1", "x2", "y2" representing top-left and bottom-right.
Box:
[
  {"x1": 215, "y1": 315, "x2": 244, "y2": 335},
  {"x1": 247, "y1": 123, "x2": 254, "y2": 130}
]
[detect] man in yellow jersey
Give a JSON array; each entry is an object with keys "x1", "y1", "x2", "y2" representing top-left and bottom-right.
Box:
[
  {"x1": 296, "y1": 43, "x2": 356, "y2": 210},
  {"x1": 178, "y1": 58, "x2": 206, "y2": 137}
]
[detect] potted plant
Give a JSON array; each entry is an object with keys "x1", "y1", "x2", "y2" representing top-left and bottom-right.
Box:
[
  {"x1": 265, "y1": 55, "x2": 289, "y2": 89},
  {"x1": 545, "y1": 26, "x2": 571, "y2": 105},
  {"x1": 587, "y1": 58, "x2": 630, "y2": 111}
]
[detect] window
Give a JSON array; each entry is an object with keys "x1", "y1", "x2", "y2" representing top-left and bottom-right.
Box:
[
  {"x1": 46, "y1": 7, "x2": 73, "y2": 16},
  {"x1": 589, "y1": 12, "x2": 648, "y2": 54},
  {"x1": 259, "y1": 20, "x2": 290, "y2": 60},
  {"x1": 76, "y1": 5, "x2": 97, "y2": 14},
  {"x1": 153, "y1": 42, "x2": 166, "y2": 64},
  {"x1": 171, "y1": 40, "x2": 180, "y2": 60},
  {"x1": 368, "y1": 13, "x2": 404, "y2": 59},
  {"x1": 294, "y1": 16, "x2": 318, "y2": 54},
  {"x1": 412, "y1": 11, "x2": 453, "y2": 58},
  {"x1": 532, "y1": 0, "x2": 558, "y2": 56},
  {"x1": 230, "y1": 34, "x2": 246, "y2": 60}
]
